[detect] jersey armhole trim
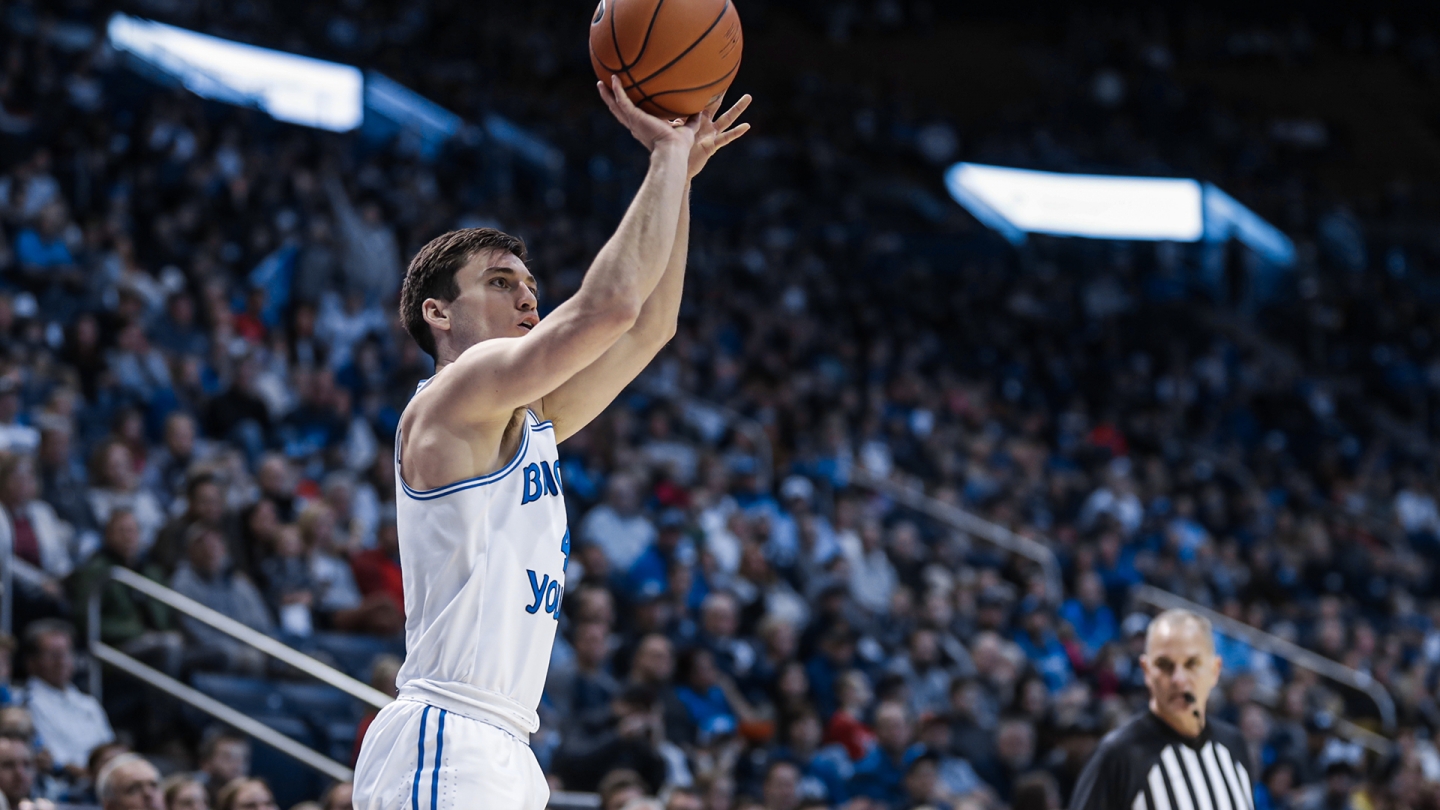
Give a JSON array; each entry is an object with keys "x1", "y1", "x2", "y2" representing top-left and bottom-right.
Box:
[{"x1": 398, "y1": 418, "x2": 532, "y2": 500}]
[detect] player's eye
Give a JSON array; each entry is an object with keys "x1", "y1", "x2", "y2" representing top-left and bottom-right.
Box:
[{"x1": 492, "y1": 278, "x2": 508, "y2": 288}]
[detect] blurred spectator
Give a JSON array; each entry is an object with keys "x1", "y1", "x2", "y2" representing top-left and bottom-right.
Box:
[
  {"x1": 849, "y1": 701, "x2": 923, "y2": 808},
  {"x1": 194, "y1": 730, "x2": 249, "y2": 809},
  {"x1": 169, "y1": 525, "x2": 272, "y2": 676},
  {"x1": 0, "y1": 737, "x2": 36, "y2": 809},
  {"x1": 296, "y1": 503, "x2": 400, "y2": 636},
  {"x1": 85, "y1": 439, "x2": 165, "y2": 556},
  {"x1": 554, "y1": 685, "x2": 669, "y2": 793},
  {"x1": 317, "y1": 782, "x2": 351, "y2": 810},
  {"x1": 152, "y1": 473, "x2": 236, "y2": 576},
  {"x1": 160, "y1": 774, "x2": 208, "y2": 810},
  {"x1": 95, "y1": 753, "x2": 162, "y2": 810},
  {"x1": 0, "y1": 451, "x2": 70, "y2": 581},
  {"x1": 69, "y1": 510, "x2": 180, "y2": 674},
  {"x1": 1058, "y1": 573, "x2": 1116, "y2": 663},
  {"x1": 349, "y1": 518, "x2": 402, "y2": 616},
  {"x1": 581, "y1": 474, "x2": 657, "y2": 573},
  {"x1": 214, "y1": 779, "x2": 276, "y2": 810},
  {"x1": 21, "y1": 619, "x2": 113, "y2": 778}
]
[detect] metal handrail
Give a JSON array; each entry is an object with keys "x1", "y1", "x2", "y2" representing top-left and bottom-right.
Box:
[
  {"x1": 1133, "y1": 585, "x2": 1398, "y2": 734},
  {"x1": 851, "y1": 468, "x2": 1066, "y2": 606},
  {"x1": 91, "y1": 641, "x2": 353, "y2": 782},
  {"x1": 88, "y1": 566, "x2": 392, "y2": 709}
]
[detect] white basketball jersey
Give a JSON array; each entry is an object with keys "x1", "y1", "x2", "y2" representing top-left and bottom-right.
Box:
[{"x1": 392, "y1": 381, "x2": 570, "y2": 738}]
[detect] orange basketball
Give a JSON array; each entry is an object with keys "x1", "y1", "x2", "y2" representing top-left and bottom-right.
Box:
[{"x1": 590, "y1": 0, "x2": 743, "y2": 119}]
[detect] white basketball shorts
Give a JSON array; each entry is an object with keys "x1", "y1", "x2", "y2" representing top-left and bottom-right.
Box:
[{"x1": 353, "y1": 698, "x2": 550, "y2": 810}]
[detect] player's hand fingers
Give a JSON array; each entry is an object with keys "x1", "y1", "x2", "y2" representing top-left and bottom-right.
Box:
[
  {"x1": 609, "y1": 75, "x2": 639, "y2": 117},
  {"x1": 713, "y1": 122, "x2": 750, "y2": 149},
  {"x1": 715, "y1": 94, "x2": 752, "y2": 131}
]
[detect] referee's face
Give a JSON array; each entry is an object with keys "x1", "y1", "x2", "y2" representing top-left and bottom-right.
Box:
[{"x1": 1140, "y1": 618, "x2": 1222, "y2": 735}]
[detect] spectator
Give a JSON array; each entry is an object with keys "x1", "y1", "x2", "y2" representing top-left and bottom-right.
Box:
[
  {"x1": 194, "y1": 731, "x2": 249, "y2": 809},
  {"x1": 553, "y1": 685, "x2": 669, "y2": 793},
  {"x1": 0, "y1": 737, "x2": 36, "y2": 809},
  {"x1": 1058, "y1": 572, "x2": 1117, "y2": 663},
  {"x1": 69, "y1": 742, "x2": 131, "y2": 806},
  {"x1": 260, "y1": 523, "x2": 316, "y2": 638},
  {"x1": 823, "y1": 670, "x2": 875, "y2": 762},
  {"x1": 760, "y1": 760, "x2": 802, "y2": 810},
  {"x1": 848, "y1": 701, "x2": 923, "y2": 809},
  {"x1": 597, "y1": 769, "x2": 651, "y2": 810},
  {"x1": 96, "y1": 754, "x2": 162, "y2": 810},
  {"x1": 349, "y1": 518, "x2": 402, "y2": 616},
  {"x1": 85, "y1": 440, "x2": 165, "y2": 556},
  {"x1": 296, "y1": 503, "x2": 400, "y2": 636},
  {"x1": 0, "y1": 453, "x2": 74, "y2": 582},
  {"x1": 1010, "y1": 770, "x2": 1061, "y2": 810},
  {"x1": 1012, "y1": 602, "x2": 1073, "y2": 693},
  {"x1": 321, "y1": 172, "x2": 400, "y2": 306},
  {"x1": 152, "y1": 473, "x2": 236, "y2": 576},
  {"x1": 974, "y1": 718, "x2": 1035, "y2": 804},
  {"x1": 771, "y1": 710, "x2": 850, "y2": 804},
  {"x1": 214, "y1": 779, "x2": 276, "y2": 810},
  {"x1": 843, "y1": 519, "x2": 896, "y2": 618},
  {"x1": 697, "y1": 592, "x2": 756, "y2": 683},
  {"x1": 21, "y1": 620, "x2": 114, "y2": 778},
  {"x1": 581, "y1": 474, "x2": 657, "y2": 573},
  {"x1": 550, "y1": 620, "x2": 621, "y2": 737},
  {"x1": 69, "y1": 510, "x2": 179, "y2": 674},
  {"x1": 160, "y1": 775, "x2": 208, "y2": 810},
  {"x1": 169, "y1": 525, "x2": 273, "y2": 676},
  {"x1": 674, "y1": 647, "x2": 741, "y2": 744},
  {"x1": 143, "y1": 414, "x2": 206, "y2": 511}
]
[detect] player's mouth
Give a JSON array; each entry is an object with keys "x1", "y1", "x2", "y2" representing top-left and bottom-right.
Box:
[{"x1": 518, "y1": 318, "x2": 537, "y2": 332}]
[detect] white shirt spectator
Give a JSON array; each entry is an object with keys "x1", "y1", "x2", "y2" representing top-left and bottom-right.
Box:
[
  {"x1": 579, "y1": 504, "x2": 657, "y2": 573},
  {"x1": 26, "y1": 676, "x2": 115, "y2": 770}
]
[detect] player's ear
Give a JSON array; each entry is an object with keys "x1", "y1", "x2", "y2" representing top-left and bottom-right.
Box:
[{"x1": 422, "y1": 298, "x2": 452, "y2": 332}]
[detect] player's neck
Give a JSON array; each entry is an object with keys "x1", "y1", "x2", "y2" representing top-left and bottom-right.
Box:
[{"x1": 1149, "y1": 702, "x2": 1205, "y2": 739}]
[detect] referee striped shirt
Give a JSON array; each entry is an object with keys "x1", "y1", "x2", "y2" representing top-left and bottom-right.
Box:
[{"x1": 1068, "y1": 712, "x2": 1255, "y2": 810}]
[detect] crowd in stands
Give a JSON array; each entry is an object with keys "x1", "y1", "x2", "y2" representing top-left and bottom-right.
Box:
[{"x1": 2, "y1": 0, "x2": 1440, "y2": 809}]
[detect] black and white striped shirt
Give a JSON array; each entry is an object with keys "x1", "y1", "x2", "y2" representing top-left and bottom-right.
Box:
[{"x1": 1068, "y1": 712, "x2": 1256, "y2": 810}]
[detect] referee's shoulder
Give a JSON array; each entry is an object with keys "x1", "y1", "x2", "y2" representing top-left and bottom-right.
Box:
[
  {"x1": 1094, "y1": 709, "x2": 1152, "y2": 755},
  {"x1": 1204, "y1": 716, "x2": 1248, "y2": 753}
]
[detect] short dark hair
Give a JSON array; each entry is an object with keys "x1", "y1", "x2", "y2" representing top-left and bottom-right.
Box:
[
  {"x1": 399, "y1": 228, "x2": 528, "y2": 359},
  {"x1": 199, "y1": 727, "x2": 249, "y2": 762}
]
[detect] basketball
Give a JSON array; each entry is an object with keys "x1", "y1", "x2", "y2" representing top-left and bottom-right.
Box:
[{"x1": 589, "y1": 0, "x2": 743, "y2": 119}]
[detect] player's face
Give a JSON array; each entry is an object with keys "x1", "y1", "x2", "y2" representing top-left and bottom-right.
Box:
[
  {"x1": 1141, "y1": 620, "x2": 1222, "y2": 725},
  {"x1": 439, "y1": 249, "x2": 540, "y2": 349}
]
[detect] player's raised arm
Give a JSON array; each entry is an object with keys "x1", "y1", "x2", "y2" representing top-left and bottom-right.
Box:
[
  {"x1": 541, "y1": 93, "x2": 751, "y2": 442},
  {"x1": 415, "y1": 76, "x2": 696, "y2": 426}
]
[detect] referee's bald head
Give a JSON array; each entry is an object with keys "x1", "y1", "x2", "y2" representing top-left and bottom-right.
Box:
[
  {"x1": 1140, "y1": 608, "x2": 1222, "y2": 737},
  {"x1": 1144, "y1": 609, "x2": 1214, "y2": 655}
]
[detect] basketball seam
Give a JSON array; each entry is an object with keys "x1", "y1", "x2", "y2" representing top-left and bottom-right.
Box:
[
  {"x1": 624, "y1": 0, "x2": 733, "y2": 92},
  {"x1": 635, "y1": 59, "x2": 740, "y2": 103}
]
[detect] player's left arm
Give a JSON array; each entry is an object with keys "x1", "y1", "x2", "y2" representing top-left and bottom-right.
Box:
[{"x1": 541, "y1": 94, "x2": 751, "y2": 443}]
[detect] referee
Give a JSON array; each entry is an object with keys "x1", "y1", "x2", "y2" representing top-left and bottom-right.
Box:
[{"x1": 1068, "y1": 609, "x2": 1256, "y2": 810}]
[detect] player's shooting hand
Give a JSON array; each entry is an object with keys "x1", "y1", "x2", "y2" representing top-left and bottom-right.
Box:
[
  {"x1": 598, "y1": 74, "x2": 696, "y2": 153},
  {"x1": 687, "y1": 93, "x2": 751, "y2": 179}
]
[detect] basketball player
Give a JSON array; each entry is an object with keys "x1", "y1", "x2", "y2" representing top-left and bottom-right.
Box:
[
  {"x1": 351, "y1": 77, "x2": 750, "y2": 810},
  {"x1": 1067, "y1": 609, "x2": 1256, "y2": 810}
]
